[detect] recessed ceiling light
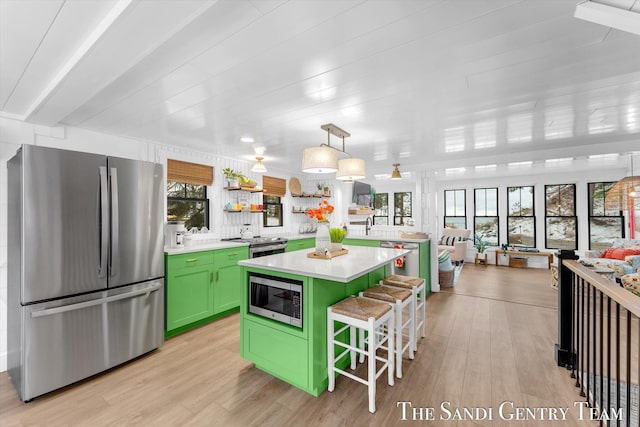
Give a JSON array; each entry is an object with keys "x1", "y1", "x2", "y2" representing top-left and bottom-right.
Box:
[{"x1": 240, "y1": 137, "x2": 254, "y2": 143}]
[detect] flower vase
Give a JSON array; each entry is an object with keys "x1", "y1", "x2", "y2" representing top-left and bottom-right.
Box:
[{"x1": 315, "y1": 222, "x2": 331, "y2": 253}]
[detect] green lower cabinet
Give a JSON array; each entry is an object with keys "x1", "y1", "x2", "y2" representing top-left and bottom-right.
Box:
[
  {"x1": 286, "y1": 238, "x2": 315, "y2": 252},
  {"x1": 243, "y1": 319, "x2": 308, "y2": 390},
  {"x1": 166, "y1": 265, "x2": 214, "y2": 331},
  {"x1": 342, "y1": 238, "x2": 380, "y2": 247},
  {"x1": 213, "y1": 264, "x2": 242, "y2": 313},
  {"x1": 166, "y1": 246, "x2": 248, "y2": 336}
]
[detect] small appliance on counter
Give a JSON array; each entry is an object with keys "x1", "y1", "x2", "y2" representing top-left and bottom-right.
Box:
[
  {"x1": 240, "y1": 224, "x2": 254, "y2": 239},
  {"x1": 165, "y1": 221, "x2": 186, "y2": 248}
]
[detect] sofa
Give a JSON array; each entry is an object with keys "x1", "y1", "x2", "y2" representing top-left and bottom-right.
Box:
[
  {"x1": 580, "y1": 238, "x2": 640, "y2": 279},
  {"x1": 621, "y1": 271, "x2": 640, "y2": 297},
  {"x1": 438, "y1": 228, "x2": 471, "y2": 265}
]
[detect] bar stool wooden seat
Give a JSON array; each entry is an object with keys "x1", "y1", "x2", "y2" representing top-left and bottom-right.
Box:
[
  {"x1": 382, "y1": 274, "x2": 426, "y2": 352},
  {"x1": 327, "y1": 296, "x2": 395, "y2": 413},
  {"x1": 359, "y1": 285, "x2": 414, "y2": 378}
]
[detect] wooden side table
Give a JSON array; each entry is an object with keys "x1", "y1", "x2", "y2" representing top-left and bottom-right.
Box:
[{"x1": 475, "y1": 252, "x2": 487, "y2": 266}]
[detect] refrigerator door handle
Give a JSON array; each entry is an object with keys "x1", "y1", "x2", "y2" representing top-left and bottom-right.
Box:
[
  {"x1": 98, "y1": 166, "x2": 109, "y2": 277},
  {"x1": 30, "y1": 282, "x2": 162, "y2": 318},
  {"x1": 109, "y1": 167, "x2": 119, "y2": 277}
]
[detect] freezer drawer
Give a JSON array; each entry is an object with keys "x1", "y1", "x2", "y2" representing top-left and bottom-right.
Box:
[{"x1": 14, "y1": 280, "x2": 164, "y2": 401}]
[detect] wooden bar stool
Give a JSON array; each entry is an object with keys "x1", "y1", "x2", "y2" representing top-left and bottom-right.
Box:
[
  {"x1": 327, "y1": 296, "x2": 395, "y2": 413},
  {"x1": 382, "y1": 274, "x2": 426, "y2": 352},
  {"x1": 359, "y1": 285, "x2": 414, "y2": 378}
]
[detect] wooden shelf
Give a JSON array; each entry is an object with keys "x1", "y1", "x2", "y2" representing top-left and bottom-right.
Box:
[
  {"x1": 291, "y1": 193, "x2": 330, "y2": 198},
  {"x1": 348, "y1": 208, "x2": 374, "y2": 215},
  {"x1": 292, "y1": 210, "x2": 308, "y2": 214},
  {"x1": 224, "y1": 186, "x2": 263, "y2": 193},
  {"x1": 224, "y1": 209, "x2": 264, "y2": 213}
]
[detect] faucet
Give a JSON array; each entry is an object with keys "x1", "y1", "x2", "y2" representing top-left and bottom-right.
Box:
[{"x1": 365, "y1": 216, "x2": 372, "y2": 236}]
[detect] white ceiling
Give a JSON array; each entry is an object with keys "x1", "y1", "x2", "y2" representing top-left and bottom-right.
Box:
[{"x1": 1, "y1": 0, "x2": 639, "y2": 179}]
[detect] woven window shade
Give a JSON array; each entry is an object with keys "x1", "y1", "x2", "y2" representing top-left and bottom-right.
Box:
[
  {"x1": 263, "y1": 176, "x2": 286, "y2": 197},
  {"x1": 605, "y1": 176, "x2": 640, "y2": 210},
  {"x1": 167, "y1": 159, "x2": 213, "y2": 186}
]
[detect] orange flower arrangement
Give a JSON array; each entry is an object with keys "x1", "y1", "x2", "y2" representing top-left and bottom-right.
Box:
[{"x1": 306, "y1": 199, "x2": 334, "y2": 222}]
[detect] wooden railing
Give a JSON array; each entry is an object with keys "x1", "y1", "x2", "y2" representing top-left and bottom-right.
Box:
[{"x1": 556, "y1": 253, "x2": 639, "y2": 427}]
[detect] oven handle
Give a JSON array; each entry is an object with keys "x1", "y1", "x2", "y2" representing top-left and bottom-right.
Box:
[{"x1": 250, "y1": 244, "x2": 287, "y2": 257}]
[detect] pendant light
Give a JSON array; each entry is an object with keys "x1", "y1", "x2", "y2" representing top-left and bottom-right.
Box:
[
  {"x1": 301, "y1": 146, "x2": 338, "y2": 173},
  {"x1": 302, "y1": 123, "x2": 365, "y2": 179},
  {"x1": 336, "y1": 158, "x2": 366, "y2": 181},
  {"x1": 252, "y1": 156, "x2": 267, "y2": 173},
  {"x1": 390, "y1": 163, "x2": 402, "y2": 180}
]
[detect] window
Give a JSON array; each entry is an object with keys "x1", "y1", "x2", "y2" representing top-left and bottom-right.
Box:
[
  {"x1": 167, "y1": 182, "x2": 209, "y2": 230},
  {"x1": 263, "y1": 195, "x2": 283, "y2": 227},
  {"x1": 393, "y1": 192, "x2": 412, "y2": 225},
  {"x1": 588, "y1": 182, "x2": 624, "y2": 251},
  {"x1": 444, "y1": 189, "x2": 466, "y2": 229},
  {"x1": 373, "y1": 193, "x2": 388, "y2": 225},
  {"x1": 262, "y1": 175, "x2": 286, "y2": 227},
  {"x1": 166, "y1": 159, "x2": 212, "y2": 230},
  {"x1": 507, "y1": 186, "x2": 535, "y2": 247},
  {"x1": 474, "y1": 188, "x2": 498, "y2": 246},
  {"x1": 545, "y1": 184, "x2": 577, "y2": 250}
]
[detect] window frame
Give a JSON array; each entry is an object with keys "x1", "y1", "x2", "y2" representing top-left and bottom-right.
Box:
[
  {"x1": 473, "y1": 187, "x2": 499, "y2": 246},
  {"x1": 444, "y1": 189, "x2": 466, "y2": 229},
  {"x1": 544, "y1": 184, "x2": 577, "y2": 250},
  {"x1": 507, "y1": 185, "x2": 536, "y2": 248},
  {"x1": 587, "y1": 181, "x2": 624, "y2": 251},
  {"x1": 393, "y1": 192, "x2": 412, "y2": 226},
  {"x1": 373, "y1": 193, "x2": 389, "y2": 226},
  {"x1": 166, "y1": 181, "x2": 210, "y2": 230}
]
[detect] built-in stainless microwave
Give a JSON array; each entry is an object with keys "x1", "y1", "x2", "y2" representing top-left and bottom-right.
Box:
[{"x1": 249, "y1": 273, "x2": 302, "y2": 327}]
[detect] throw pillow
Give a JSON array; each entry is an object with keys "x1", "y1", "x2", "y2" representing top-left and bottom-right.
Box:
[{"x1": 603, "y1": 248, "x2": 640, "y2": 260}]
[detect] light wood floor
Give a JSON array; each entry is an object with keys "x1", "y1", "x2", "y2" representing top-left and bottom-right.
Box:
[{"x1": 0, "y1": 265, "x2": 596, "y2": 426}]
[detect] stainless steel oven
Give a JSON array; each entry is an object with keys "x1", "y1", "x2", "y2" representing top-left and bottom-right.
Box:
[
  {"x1": 249, "y1": 241, "x2": 287, "y2": 258},
  {"x1": 248, "y1": 273, "x2": 302, "y2": 327}
]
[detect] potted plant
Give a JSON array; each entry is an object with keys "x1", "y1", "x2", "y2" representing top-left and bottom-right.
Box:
[
  {"x1": 315, "y1": 182, "x2": 323, "y2": 197},
  {"x1": 329, "y1": 227, "x2": 346, "y2": 252},
  {"x1": 222, "y1": 168, "x2": 243, "y2": 188},
  {"x1": 474, "y1": 233, "x2": 488, "y2": 254}
]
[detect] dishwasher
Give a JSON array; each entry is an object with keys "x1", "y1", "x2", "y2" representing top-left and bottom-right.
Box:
[{"x1": 381, "y1": 241, "x2": 420, "y2": 277}]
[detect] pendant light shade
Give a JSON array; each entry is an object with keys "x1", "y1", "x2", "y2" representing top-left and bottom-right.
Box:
[
  {"x1": 252, "y1": 156, "x2": 267, "y2": 173},
  {"x1": 302, "y1": 146, "x2": 338, "y2": 173},
  {"x1": 336, "y1": 158, "x2": 365, "y2": 181},
  {"x1": 390, "y1": 163, "x2": 402, "y2": 180}
]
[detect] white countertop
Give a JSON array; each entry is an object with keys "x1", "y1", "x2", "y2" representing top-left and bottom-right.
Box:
[
  {"x1": 284, "y1": 233, "x2": 430, "y2": 243},
  {"x1": 238, "y1": 245, "x2": 409, "y2": 283},
  {"x1": 165, "y1": 241, "x2": 249, "y2": 255}
]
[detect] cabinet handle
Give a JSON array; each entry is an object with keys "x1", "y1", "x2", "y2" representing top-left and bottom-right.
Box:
[
  {"x1": 227, "y1": 253, "x2": 238, "y2": 257},
  {"x1": 216, "y1": 271, "x2": 219, "y2": 281},
  {"x1": 186, "y1": 258, "x2": 199, "y2": 263},
  {"x1": 210, "y1": 272, "x2": 213, "y2": 283}
]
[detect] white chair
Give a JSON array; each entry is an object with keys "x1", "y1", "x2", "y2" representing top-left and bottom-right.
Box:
[
  {"x1": 359, "y1": 284, "x2": 414, "y2": 378},
  {"x1": 382, "y1": 274, "x2": 426, "y2": 351},
  {"x1": 327, "y1": 296, "x2": 395, "y2": 413}
]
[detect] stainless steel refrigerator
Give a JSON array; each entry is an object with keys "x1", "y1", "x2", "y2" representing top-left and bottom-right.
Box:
[{"x1": 7, "y1": 145, "x2": 165, "y2": 401}]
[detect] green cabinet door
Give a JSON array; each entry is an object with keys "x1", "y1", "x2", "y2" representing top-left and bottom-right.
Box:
[
  {"x1": 166, "y1": 265, "x2": 214, "y2": 331},
  {"x1": 213, "y1": 247, "x2": 249, "y2": 314},
  {"x1": 342, "y1": 238, "x2": 380, "y2": 247},
  {"x1": 286, "y1": 238, "x2": 315, "y2": 252}
]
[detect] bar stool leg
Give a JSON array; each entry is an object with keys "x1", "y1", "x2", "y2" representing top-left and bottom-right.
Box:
[
  {"x1": 358, "y1": 328, "x2": 365, "y2": 364},
  {"x1": 327, "y1": 307, "x2": 335, "y2": 392},
  {"x1": 394, "y1": 301, "x2": 403, "y2": 378},
  {"x1": 367, "y1": 317, "x2": 376, "y2": 413},
  {"x1": 420, "y1": 287, "x2": 426, "y2": 338},
  {"x1": 349, "y1": 325, "x2": 356, "y2": 370}
]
